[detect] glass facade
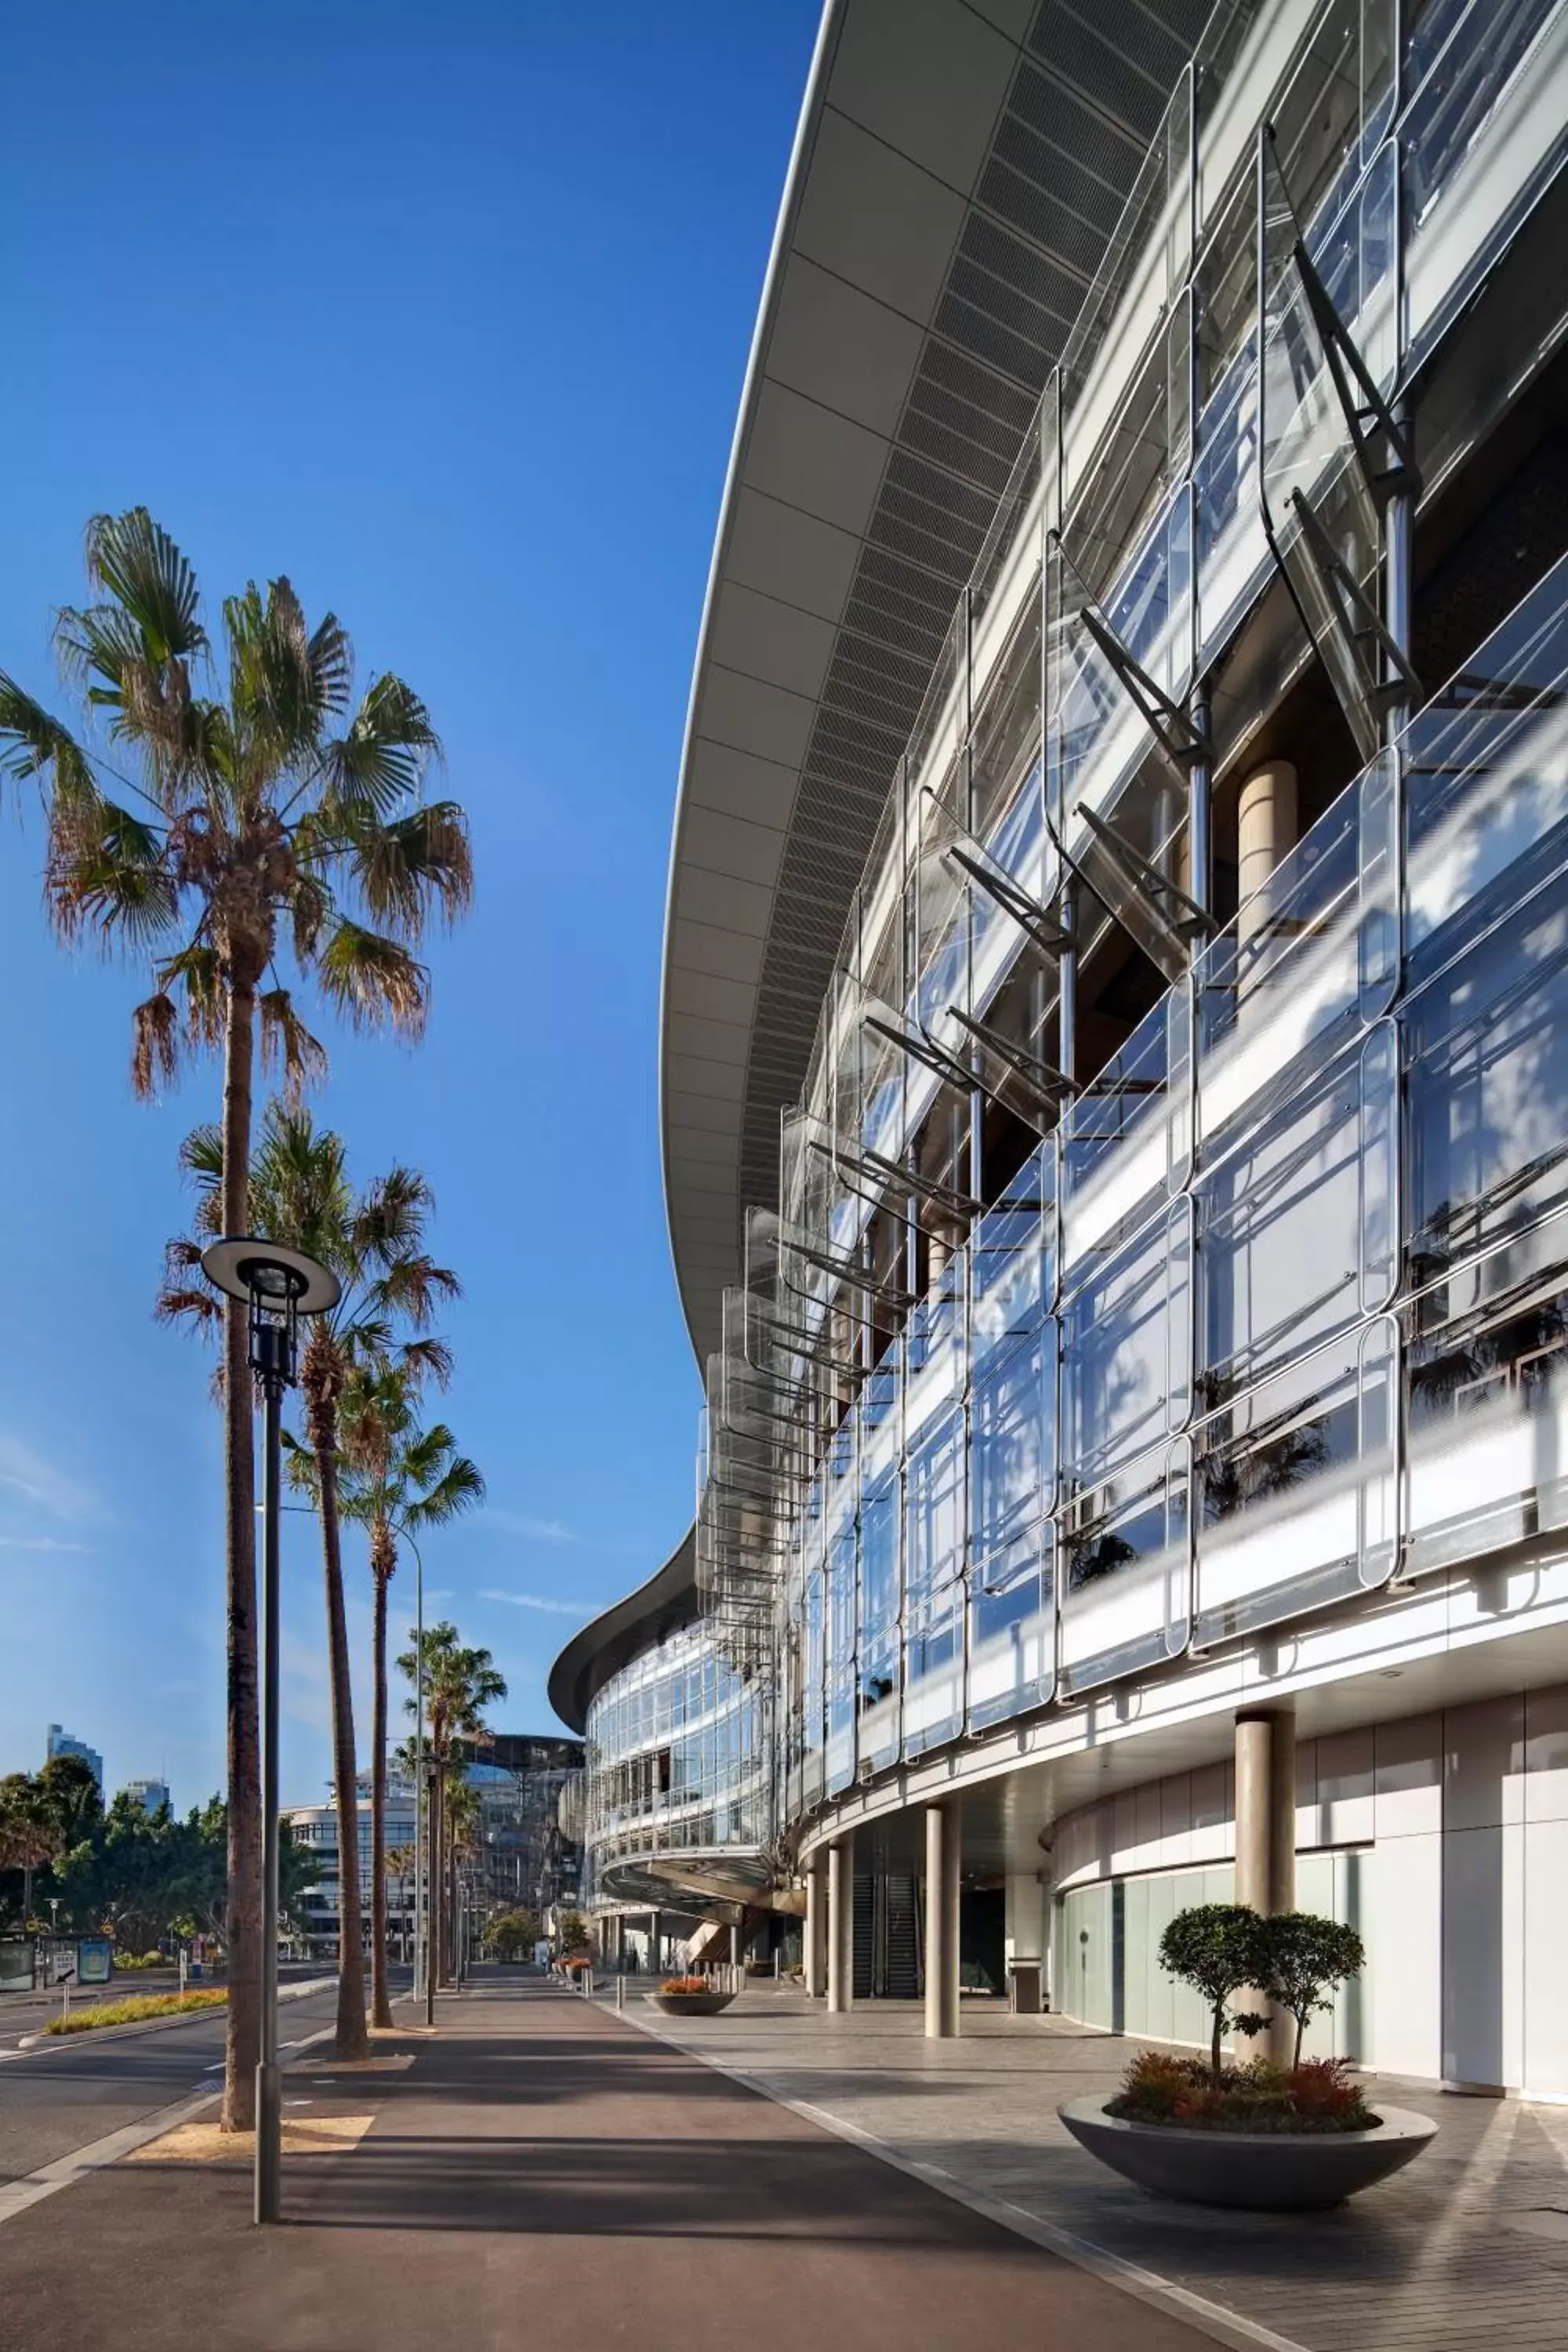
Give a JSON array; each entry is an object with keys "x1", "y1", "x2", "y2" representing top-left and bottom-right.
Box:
[
  {"x1": 677, "y1": 0, "x2": 1568, "y2": 1854},
  {"x1": 582, "y1": 1620, "x2": 770, "y2": 1907}
]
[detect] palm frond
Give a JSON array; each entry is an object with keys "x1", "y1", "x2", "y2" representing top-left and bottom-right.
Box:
[
  {"x1": 178, "y1": 1123, "x2": 225, "y2": 1191},
  {"x1": 257, "y1": 987, "x2": 328, "y2": 1102},
  {"x1": 316, "y1": 673, "x2": 440, "y2": 819},
  {"x1": 289, "y1": 869, "x2": 332, "y2": 964},
  {"x1": 398, "y1": 1334, "x2": 453, "y2": 1389},
  {"x1": 131, "y1": 990, "x2": 180, "y2": 1100},
  {"x1": 46, "y1": 797, "x2": 179, "y2": 949},
  {"x1": 83, "y1": 509, "x2": 206, "y2": 664},
  {"x1": 314, "y1": 919, "x2": 427, "y2": 1036},
  {"x1": 0, "y1": 674, "x2": 100, "y2": 808},
  {"x1": 154, "y1": 1281, "x2": 223, "y2": 1339},
  {"x1": 224, "y1": 579, "x2": 347, "y2": 775},
  {"x1": 342, "y1": 799, "x2": 473, "y2": 936},
  {"x1": 352, "y1": 1165, "x2": 433, "y2": 1258},
  {"x1": 158, "y1": 942, "x2": 224, "y2": 1051},
  {"x1": 405, "y1": 1454, "x2": 486, "y2": 1528}
]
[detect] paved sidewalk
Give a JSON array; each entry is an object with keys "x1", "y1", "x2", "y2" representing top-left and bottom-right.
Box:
[
  {"x1": 0, "y1": 1980, "x2": 1212, "y2": 2352},
  {"x1": 614, "y1": 1990, "x2": 1568, "y2": 2352}
]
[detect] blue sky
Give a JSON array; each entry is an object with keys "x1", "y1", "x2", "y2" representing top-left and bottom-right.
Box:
[{"x1": 0, "y1": 2, "x2": 818, "y2": 1807}]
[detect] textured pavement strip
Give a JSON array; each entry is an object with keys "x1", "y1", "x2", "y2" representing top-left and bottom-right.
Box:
[{"x1": 605, "y1": 1991, "x2": 1568, "y2": 2352}]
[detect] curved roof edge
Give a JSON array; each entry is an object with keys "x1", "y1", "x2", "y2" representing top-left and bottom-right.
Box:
[
  {"x1": 658, "y1": 0, "x2": 844, "y2": 1365},
  {"x1": 546, "y1": 1526, "x2": 698, "y2": 1736}
]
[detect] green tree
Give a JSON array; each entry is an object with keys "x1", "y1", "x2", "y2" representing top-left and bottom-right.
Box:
[
  {"x1": 554, "y1": 1910, "x2": 590, "y2": 1958},
  {"x1": 0, "y1": 1775, "x2": 64, "y2": 1928},
  {"x1": 0, "y1": 510, "x2": 472, "y2": 2129},
  {"x1": 339, "y1": 1365, "x2": 484, "y2": 2026},
  {"x1": 1157, "y1": 1904, "x2": 1271, "y2": 2082},
  {"x1": 34, "y1": 1754, "x2": 104, "y2": 1849},
  {"x1": 161, "y1": 1102, "x2": 459, "y2": 2061},
  {"x1": 396, "y1": 1625, "x2": 505, "y2": 1992},
  {"x1": 1257, "y1": 1912, "x2": 1366, "y2": 2067},
  {"x1": 483, "y1": 1907, "x2": 542, "y2": 1961}
]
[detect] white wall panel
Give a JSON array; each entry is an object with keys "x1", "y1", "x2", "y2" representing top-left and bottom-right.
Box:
[
  {"x1": 1525, "y1": 1684, "x2": 1568, "y2": 1822},
  {"x1": 1374, "y1": 1711, "x2": 1443, "y2": 1841},
  {"x1": 1370, "y1": 1828, "x2": 1442, "y2": 2078},
  {"x1": 1523, "y1": 1817, "x2": 1568, "y2": 2094},
  {"x1": 1443, "y1": 1693, "x2": 1526, "y2": 1832}
]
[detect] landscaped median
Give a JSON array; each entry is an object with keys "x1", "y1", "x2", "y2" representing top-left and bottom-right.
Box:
[{"x1": 45, "y1": 1989, "x2": 227, "y2": 2037}]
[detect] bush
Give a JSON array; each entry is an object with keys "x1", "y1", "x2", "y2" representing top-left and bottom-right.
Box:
[
  {"x1": 659, "y1": 1976, "x2": 711, "y2": 1996},
  {"x1": 112, "y1": 1951, "x2": 166, "y2": 1971},
  {"x1": 45, "y1": 1989, "x2": 227, "y2": 2035},
  {"x1": 1109, "y1": 2050, "x2": 1377, "y2": 2135}
]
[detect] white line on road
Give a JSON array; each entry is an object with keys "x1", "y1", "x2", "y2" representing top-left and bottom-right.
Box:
[{"x1": 0, "y1": 2023, "x2": 337, "y2": 2230}]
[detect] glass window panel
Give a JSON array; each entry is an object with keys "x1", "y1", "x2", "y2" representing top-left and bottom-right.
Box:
[
  {"x1": 1406, "y1": 873, "x2": 1568, "y2": 1285},
  {"x1": 972, "y1": 1144, "x2": 1051, "y2": 1368},
  {"x1": 1060, "y1": 1438, "x2": 1190, "y2": 1693},
  {"x1": 903, "y1": 1583, "x2": 964, "y2": 1761},
  {"x1": 971, "y1": 1331, "x2": 1050, "y2": 1565},
  {"x1": 859, "y1": 1476, "x2": 899, "y2": 1652},
  {"x1": 1194, "y1": 1323, "x2": 1396, "y2": 1642},
  {"x1": 968, "y1": 1523, "x2": 1056, "y2": 1731},
  {"x1": 1062, "y1": 996, "x2": 1174, "y2": 1273},
  {"x1": 1197, "y1": 1048, "x2": 1362, "y2": 1405},
  {"x1": 1405, "y1": 1213, "x2": 1568, "y2": 1574},
  {"x1": 1359, "y1": 1021, "x2": 1398, "y2": 1312},
  {"x1": 1062, "y1": 1214, "x2": 1174, "y2": 1487},
  {"x1": 905, "y1": 1409, "x2": 964, "y2": 1602}
]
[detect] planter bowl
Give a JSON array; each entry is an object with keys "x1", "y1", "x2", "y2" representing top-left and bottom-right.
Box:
[
  {"x1": 1058, "y1": 2096, "x2": 1437, "y2": 2211},
  {"x1": 650, "y1": 1991, "x2": 736, "y2": 2018}
]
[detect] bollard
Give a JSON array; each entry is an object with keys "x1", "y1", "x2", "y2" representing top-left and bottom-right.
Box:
[
  {"x1": 615, "y1": 1976, "x2": 625, "y2": 2013},
  {"x1": 583, "y1": 1967, "x2": 593, "y2": 1998}
]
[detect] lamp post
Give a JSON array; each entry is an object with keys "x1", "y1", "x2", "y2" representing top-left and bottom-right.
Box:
[{"x1": 201, "y1": 1236, "x2": 339, "y2": 2227}]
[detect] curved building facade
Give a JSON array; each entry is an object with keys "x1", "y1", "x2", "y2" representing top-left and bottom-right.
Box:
[{"x1": 557, "y1": 0, "x2": 1568, "y2": 2087}]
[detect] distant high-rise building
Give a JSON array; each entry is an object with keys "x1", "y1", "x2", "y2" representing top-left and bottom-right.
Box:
[
  {"x1": 122, "y1": 1777, "x2": 170, "y2": 1817},
  {"x1": 45, "y1": 1723, "x2": 103, "y2": 1795}
]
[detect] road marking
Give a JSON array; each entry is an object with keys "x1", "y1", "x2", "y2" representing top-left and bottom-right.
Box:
[
  {"x1": 0, "y1": 2023, "x2": 337, "y2": 2229},
  {"x1": 617, "y1": 2005, "x2": 1309, "y2": 2352}
]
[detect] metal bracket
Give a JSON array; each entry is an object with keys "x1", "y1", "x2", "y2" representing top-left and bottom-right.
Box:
[
  {"x1": 1070, "y1": 802, "x2": 1214, "y2": 980},
  {"x1": 1266, "y1": 127, "x2": 1420, "y2": 511},
  {"x1": 944, "y1": 841, "x2": 1073, "y2": 960},
  {"x1": 1288, "y1": 488, "x2": 1421, "y2": 717},
  {"x1": 808, "y1": 1133, "x2": 978, "y2": 1225},
  {"x1": 862, "y1": 1007, "x2": 974, "y2": 1099},
  {"x1": 945, "y1": 1004, "x2": 1076, "y2": 1120},
  {"x1": 1051, "y1": 531, "x2": 1213, "y2": 774}
]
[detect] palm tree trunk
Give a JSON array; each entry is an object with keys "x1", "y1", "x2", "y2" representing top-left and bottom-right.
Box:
[
  {"x1": 315, "y1": 1417, "x2": 369, "y2": 2061},
  {"x1": 369, "y1": 1557, "x2": 392, "y2": 2029},
  {"x1": 220, "y1": 977, "x2": 260, "y2": 2135}
]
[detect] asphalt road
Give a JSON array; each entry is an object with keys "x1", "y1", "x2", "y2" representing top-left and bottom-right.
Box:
[
  {"x1": 0, "y1": 1979, "x2": 347, "y2": 2183},
  {"x1": 0, "y1": 1962, "x2": 325, "y2": 2052}
]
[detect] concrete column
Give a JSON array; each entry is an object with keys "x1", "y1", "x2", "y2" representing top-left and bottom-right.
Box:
[
  {"x1": 1236, "y1": 760, "x2": 1298, "y2": 946},
  {"x1": 924, "y1": 1802, "x2": 961, "y2": 2040},
  {"x1": 648, "y1": 1909, "x2": 661, "y2": 1977},
  {"x1": 827, "y1": 1833, "x2": 855, "y2": 2014},
  {"x1": 1235, "y1": 1705, "x2": 1297, "y2": 2060},
  {"x1": 805, "y1": 1850, "x2": 829, "y2": 1998},
  {"x1": 730, "y1": 1918, "x2": 746, "y2": 1969}
]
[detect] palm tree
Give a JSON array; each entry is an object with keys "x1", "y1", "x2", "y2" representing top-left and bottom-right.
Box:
[
  {"x1": 339, "y1": 1366, "x2": 484, "y2": 2026},
  {"x1": 0, "y1": 1777, "x2": 64, "y2": 1929},
  {"x1": 386, "y1": 1845, "x2": 417, "y2": 1962},
  {"x1": 0, "y1": 511, "x2": 472, "y2": 2129},
  {"x1": 395, "y1": 1626, "x2": 505, "y2": 1996},
  {"x1": 160, "y1": 1102, "x2": 459, "y2": 2060}
]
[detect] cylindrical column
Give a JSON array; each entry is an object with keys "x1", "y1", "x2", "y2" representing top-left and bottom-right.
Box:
[
  {"x1": 730, "y1": 1918, "x2": 746, "y2": 1969},
  {"x1": 1235, "y1": 1705, "x2": 1297, "y2": 2060},
  {"x1": 648, "y1": 1909, "x2": 661, "y2": 1978},
  {"x1": 827, "y1": 1833, "x2": 855, "y2": 2014},
  {"x1": 805, "y1": 1849, "x2": 829, "y2": 1998},
  {"x1": 924, "y1": 1802, "x2": 961, "y2": 2040},
  {"x1": 1236, "y1": 760, "x2": 1298, "y2": 946}
]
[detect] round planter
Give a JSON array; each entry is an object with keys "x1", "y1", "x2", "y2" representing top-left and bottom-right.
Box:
[
  {"x1": 650, "y1": 1991, "x2": 736, "y2": 2018},
  {"x1": 1058, "y1": 2095, "x2": 1437, "y2": 2211}
]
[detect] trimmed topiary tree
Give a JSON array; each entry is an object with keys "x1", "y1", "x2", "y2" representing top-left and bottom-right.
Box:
[
  {"x1": 1256, "y1": 1911, "x2": 1366, "y2": 2065},
  {"x1": 1157, "y1": 1904, "x2": 1271, "y2": 2082}
]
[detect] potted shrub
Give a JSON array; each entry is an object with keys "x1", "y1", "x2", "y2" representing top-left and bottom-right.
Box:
[
  {"x1": 1058, "y1": 1903, "x2": 1436, "y2": 2209},
  {"x1": 650, "y1": 1973, "x2": 736, "y2": 2018}
]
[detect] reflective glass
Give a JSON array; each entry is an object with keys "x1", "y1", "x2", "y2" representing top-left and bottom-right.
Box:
[
  {"x1": 1061, "y1": 1437, "x2": 1190, "y2": 1693},
  {"x1": 902, "y1": 1409, "x2": 965, "y2": 1759},
  {"x1": 1062, "y1": 1209, "x2": 1186, "y2": 1489}
]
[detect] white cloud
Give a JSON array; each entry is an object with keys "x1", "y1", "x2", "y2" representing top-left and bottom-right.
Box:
[
  {"x1": 0, "y1": 1432, "x2": 103, "y2": 1525},
  {"x1": 483, "y1": 1509, "x2": 579, "y2": 1544},
  {"x1": 478, "y1": 1587, "x2": 589, "y2": 1619},
  {"x1": 0, "y1": 1534, "x2": 93, "y2": 1555}
]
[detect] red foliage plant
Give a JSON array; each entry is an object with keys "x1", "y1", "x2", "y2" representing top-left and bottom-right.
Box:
[{"x1": 1108, "y1": 2050, "x2": 1377, "y2": 2135}]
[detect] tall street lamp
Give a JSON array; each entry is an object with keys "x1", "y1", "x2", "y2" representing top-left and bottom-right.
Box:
[{"x1": 201, "y1": 1236, "x2": 339, "y2": 2227}]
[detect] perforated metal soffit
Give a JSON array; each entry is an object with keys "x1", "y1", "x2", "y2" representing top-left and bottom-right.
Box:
[{"x1": 673, "y1": 0, "x2": 1217, "y2": 1358}]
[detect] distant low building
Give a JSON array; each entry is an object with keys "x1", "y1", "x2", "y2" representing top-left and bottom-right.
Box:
[
  {"x1": 284, "y1": 1772, "x2": 418, "y2": 1962},
  {"x1": 46, "y1": 1723, "x2": 103, "y2": 1795},
  {"x1": 122, "y1": 1777, "x2": 170, "y2": 1817}
]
